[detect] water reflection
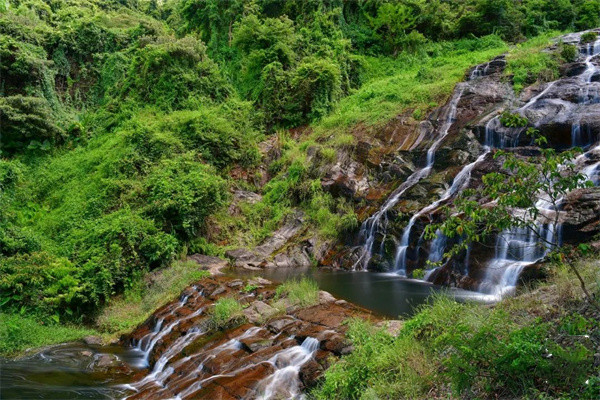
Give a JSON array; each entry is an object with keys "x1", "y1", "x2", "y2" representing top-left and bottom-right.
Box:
[{"x1": 228, "y1": 267, "x2": 495, "y2": 318}]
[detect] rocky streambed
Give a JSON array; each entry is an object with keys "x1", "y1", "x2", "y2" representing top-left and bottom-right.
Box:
[{"x1": 1, "y1": 275, "x2": 382, "y2": 400}]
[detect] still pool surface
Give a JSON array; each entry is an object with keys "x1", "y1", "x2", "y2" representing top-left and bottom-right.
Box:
[
  {"x1": 227, "y1": 267, "x2": 493, "y2": 318},
  {"x1": 1, "y1": 268, "x2": 491, "y2": 399}
]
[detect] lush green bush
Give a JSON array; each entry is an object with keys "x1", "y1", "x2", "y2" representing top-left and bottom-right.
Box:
[
  {"x1": 0, "y1": 252, "x2": 84, "y2": 318},
  {"x1": 0, "y1": 96, "x2": 63, "y2": 154},
  {"x1": 581, "y1": 31, "x2": 599, "y2": 43},
  {"x1": 560, "y1": 43, "x2": 578, "y2": 62},
  {"x1": 142, "y1": 156, "x2": 228, "y2": 239},
  {"x1": 119, "y1": 36, "x2": 231, "y2": 110}
]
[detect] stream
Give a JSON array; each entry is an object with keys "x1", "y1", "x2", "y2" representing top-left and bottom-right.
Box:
[
  {"x1": 2, "y1": 31, "x2": 599, "y2": 400},
  {"x1": 0, "y1": 268, "x2": 490, "y2": 399}
]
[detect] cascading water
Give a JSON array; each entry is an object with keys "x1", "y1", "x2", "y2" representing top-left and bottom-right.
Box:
[
  {"x1": 481, "y1": 223, "x2": 562, "y2": 297},
  {"x1": 353, "y1": 85, "x2": 465, "y2": 270},
  {"x1": 254, "y1": 337, "x2": 320, "y2": 400},
  {"x1": 397, "y1": 115, "x2": 500, "y2": 278},
  {"x1": 571, "y1": 39, "x2": 600, "y2": 148},
  {"x1": 357, "y1": 32, "x2": 600, "y2": 297},
  {"x1": 132, "y1": 291, "x2": 205, "y2": 368},
  {"x1": 476, "y1": 36, "x2": 600, "y2": 295},
  {"x1": 395, "y1": 147, "x2": 491, "y2": 276}
]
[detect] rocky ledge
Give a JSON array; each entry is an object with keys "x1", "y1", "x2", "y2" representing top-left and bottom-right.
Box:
[{"x1": 120, "y1": 276, "x2": 377, "y2": 399}]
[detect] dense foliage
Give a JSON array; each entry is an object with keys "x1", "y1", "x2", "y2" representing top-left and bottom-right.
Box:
[
  {"x1": 313, "y1": 259, "x2": 600, "y2": 399},
  {"x1": 1, "y1": 0, "x2": 598, "y2": 323}
]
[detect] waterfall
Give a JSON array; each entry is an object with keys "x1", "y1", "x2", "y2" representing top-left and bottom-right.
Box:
[
  {"x1": 254, "y1": 337, "x2": 320, "y2": 400},
  {"x1": 353, "y1": 85, "x2": 465, "y2": 270},
  {"x1": 132, "y1": 293, "x2": 205, "y2": 368},
  {"x1": 355, "y1": 32, "x2": 599, "y2": 297},
  {"x1": 571, "y1": 39, "x2": 600, "y2": 148},
  {"x1": 394, "y1": 149, "x2": 490, "y2": 276},
  {"x1": 481, "y1": 224, "x2": 562, "y2": 297},
  {"x1": 583, "y1": 157, "x2": 600, "y2": 185}
]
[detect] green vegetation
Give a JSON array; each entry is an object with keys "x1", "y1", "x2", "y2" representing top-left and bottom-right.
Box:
[
  {"x1": 210, "y1": 297, "x2": 245, "y2": 329},
  {"x1": 97, "y1": 261, "x2": 210, "y2": 334},
  {"x1": 1, "y1": 0, "x2": 598, "y2": 349},
  {"x1": 275, "y1": 277, "x2": 320, "y2": 307},
  {"x1": 313, "y1": 259, "x2": 600, "y2": 399},
  {"x1": 0, "y1": 314, "x2": 97, "y2": 356},
  {"x1": 500, "y1": 111, "x2": 529, "y2": 128},
  {"x1": 560, "y1": 43, "x2": 579, "y2": 62},
  {"x1": 581, "y1": 31, "x2": 599, "y2": 43},
  {"x1": 505, "y1": 33, "x2": 561, "y2": 92}
]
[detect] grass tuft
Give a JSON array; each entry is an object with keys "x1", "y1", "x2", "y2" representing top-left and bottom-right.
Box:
[
  {"x1": 275, "y1": 277, "x2": 320, "y2": 307},
  {"x1": 210, "y1": 297, "x2": 245, "y2": 329}
]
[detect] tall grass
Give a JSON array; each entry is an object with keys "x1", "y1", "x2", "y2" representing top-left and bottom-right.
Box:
[
  {"x1": 0, "y1": 314, "x2": 97, "y2": 356},
  {"x1": 210, "y1": 297, "x2": 245, "y2": 329},
  {"x1": 275, "y1": 277, "x2": 320, "y2": 307},
  {"x1": 97, "y1": 260, "x2": 210, "y2": 334}
]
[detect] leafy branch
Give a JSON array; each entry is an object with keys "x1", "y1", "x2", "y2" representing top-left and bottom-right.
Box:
[{"x1": 426, "y1": 128, "x2": 598, "y2": 310}]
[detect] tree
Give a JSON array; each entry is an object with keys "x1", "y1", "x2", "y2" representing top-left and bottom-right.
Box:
[
  {"x1": 369, "y1": 1, "x2": 427, "y2": 55},
  {"x1": 427, "y1": 127, "x2": 599, "y2": 309}
]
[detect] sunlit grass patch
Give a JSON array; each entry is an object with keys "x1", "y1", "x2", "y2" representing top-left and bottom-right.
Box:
[{"x1": 97, "y1": 260, "x2": 211, "y2": 334}]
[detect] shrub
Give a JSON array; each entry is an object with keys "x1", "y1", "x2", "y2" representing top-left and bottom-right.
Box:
[
  {"x1": 275, "y1": 278, "x2": 319, "y2": 307},
  {"x1": 560, "y1": 43, "x2": 578, "y2": 62},
  {"x1": 580, "y1": 31, "x2": 598, "y2": 43},
  {"x1": 312, "y1": 319, "x2": 436, "y2": 399},
  {"x1": 143, "y1": 156, "x2": 228, "y2": 239},
  {"x1": 0, "y1": 252, "x2": 85, "y2": 318},
  {"x1": 0, "y1": 96, "x2": 63, "y2": 154},
  {"x1": 291, "y1": 58, "x2": 342, "y2": 122},
  {"x1": 500, "y1": 111, "x2": 529, "y2": 128},
  {"x1": 167, "y1": 106, "x2": 261, "y2": 168},
  {"x1": 119, "y1": 36, "x2": 231, "y2": 110}
]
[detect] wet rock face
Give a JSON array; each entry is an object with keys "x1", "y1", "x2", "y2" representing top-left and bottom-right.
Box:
[
  {"x1": 561, "y1": 188, "x2": 600, "y2": 240},
  {"x1": 121, "y1": 276, "x2": 375, "y2": 400},
  {"x1": 337, "y1": 31, "x2": 600, "y2": 291},
  {"x1": 224, "y1": 211, "x2": 326, "y2": 270}
]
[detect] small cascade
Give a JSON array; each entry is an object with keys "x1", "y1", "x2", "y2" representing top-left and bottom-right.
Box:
[
  {"x1": 571, "y1": 39, "x2": 600, "y2": 148},
  {"x1": 353, "y1": 86, "x2": 465, "y2": 270},
  {"x1": 483, "y1": 77, "x2": 560, "y2": 149},
  {"x1": 583, "y1": 161, "x2": 600, "y2": 185},
  {"x1": 133, "y1": 304, "x2": 205, "y2": 368},
  {"x1": 168, "y1": 328, "x2": 264, "y2": 400},
  {"x1": 481, "y1": 224, "x2": 561, "y2": 297},
  {"x1": 394, "y1": 148, "x2": 491, "y2": 276},
  {"x1": 255, "y1": 337, "x2": 320, "y2": 400},
  {"x1": 165, "y1": 333, "x2": 318, "y2": 400},
  {"x1": 129, "y1": 325, "x2": 206, "y2": 391},
  {"x1": 469, "y1": 63, "x2": 489, "y2": 80}
]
